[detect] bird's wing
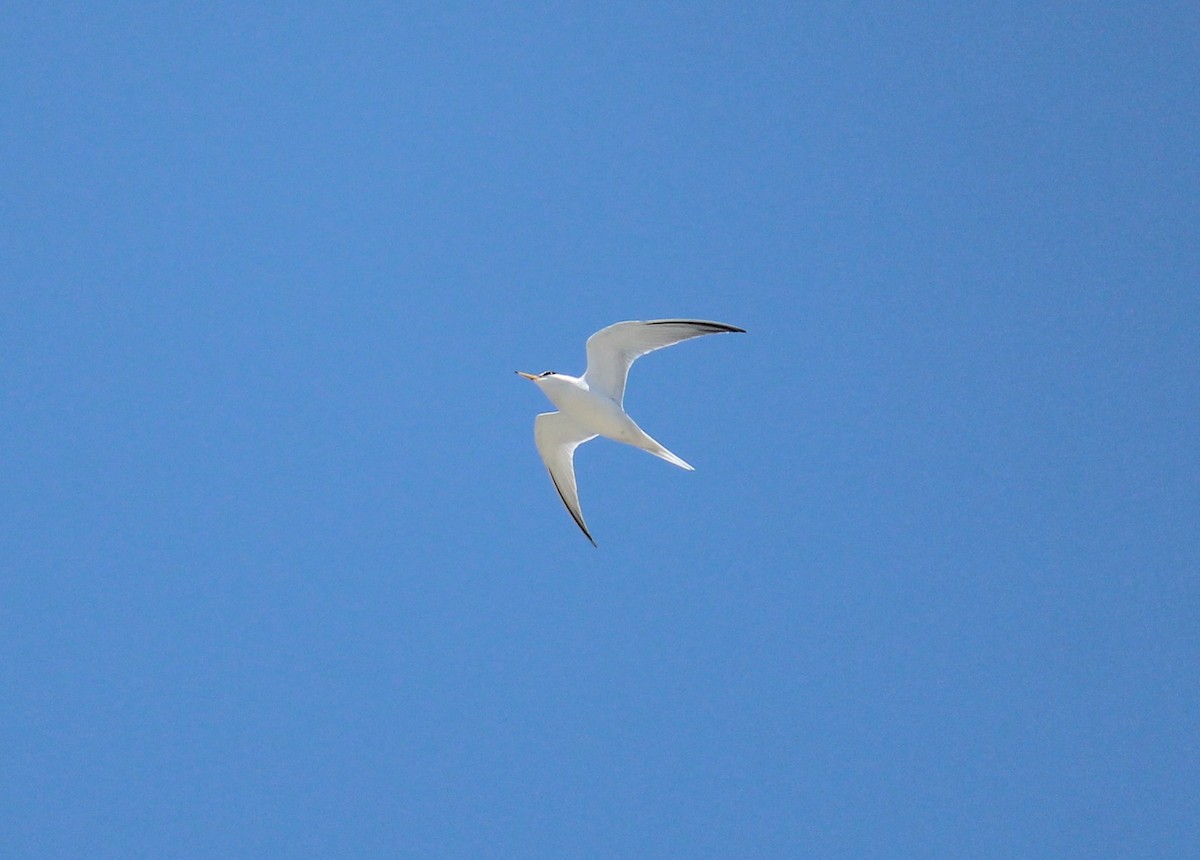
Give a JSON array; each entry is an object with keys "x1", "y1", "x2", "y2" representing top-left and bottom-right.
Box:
[
  {"x1": 582, "y1": 319, "x2": 745, "y2": 404},
  {"x1": 534, "y1": 411, "x2": 599, "y2": 545}
]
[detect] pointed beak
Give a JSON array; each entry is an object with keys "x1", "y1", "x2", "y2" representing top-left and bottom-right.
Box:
[{"x1": 515, "y1": 371, "x2": 538, "y2": 381}]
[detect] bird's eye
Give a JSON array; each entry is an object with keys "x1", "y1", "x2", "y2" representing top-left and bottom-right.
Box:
[{"x1": 542, "y1": 371, "x2": 554, "y2": 377}]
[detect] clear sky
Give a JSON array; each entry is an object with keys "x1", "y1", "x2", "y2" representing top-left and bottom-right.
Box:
[{"x1": 2, "y1": 3, "x2": 1197, "y2": 857}]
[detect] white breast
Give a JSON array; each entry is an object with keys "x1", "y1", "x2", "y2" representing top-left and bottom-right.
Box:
[{"x1": 539, "y1": 376, "x2": 640, "y2": 442}]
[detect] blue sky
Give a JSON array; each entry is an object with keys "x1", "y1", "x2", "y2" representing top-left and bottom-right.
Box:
[{"x1": 2, "y1": 2, "x2": 1197, "y2": 856}]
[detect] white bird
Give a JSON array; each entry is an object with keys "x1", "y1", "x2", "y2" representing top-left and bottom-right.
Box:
[{"x1": 517, "y1": 319, "x2": 745, "y2": 545}]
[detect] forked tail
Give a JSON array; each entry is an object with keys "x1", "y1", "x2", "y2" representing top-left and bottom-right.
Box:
[{"x1": 642, "y1": 437, "x2": 694, "y2": 471}]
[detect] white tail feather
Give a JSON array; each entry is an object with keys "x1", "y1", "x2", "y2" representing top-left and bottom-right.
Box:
[{"x1": 645, "y1": 443, "x2": 694, "y2": 471}]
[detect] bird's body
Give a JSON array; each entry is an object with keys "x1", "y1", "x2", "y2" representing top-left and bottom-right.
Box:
[
  {"x1": 518, "y1": 319, "x2": 745, "y2": 544},
  {"x1": 531, "y1": 372, "x2": 684, "y2": 464}
]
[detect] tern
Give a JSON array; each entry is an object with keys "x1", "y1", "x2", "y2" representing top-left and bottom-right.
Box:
[{"x1": 517, "y1": 318, "x2": 745, "y2": 545}]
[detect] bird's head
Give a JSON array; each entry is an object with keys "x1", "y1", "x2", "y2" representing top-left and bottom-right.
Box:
[{"x1": 515, "y1": 371, "x2": 557, "y2": 383}]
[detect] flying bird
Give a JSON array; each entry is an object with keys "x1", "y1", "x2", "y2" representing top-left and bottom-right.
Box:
[{"x1": 517, "y1": 318, "x2": 745, "y2": 545}]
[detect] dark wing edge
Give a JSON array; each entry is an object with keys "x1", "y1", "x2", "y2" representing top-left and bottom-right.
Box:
[
  {"x1": 644, "y1": 319, "x2": 747, "y2": 334},
  {"x1": 546, "y1": 466, "x2": 597, "y2": 547}
]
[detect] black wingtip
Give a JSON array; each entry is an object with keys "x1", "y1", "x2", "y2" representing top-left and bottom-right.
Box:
[
  {"x1": 646, "y1": 319, "x2": 745, "y2": 334},
  {"x1": 547, "y1": 469, "x2": 597, "y2": 546}
]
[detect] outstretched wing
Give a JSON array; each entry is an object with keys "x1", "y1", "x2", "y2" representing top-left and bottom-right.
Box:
[
  {"x1": 582, "y1": 319, "x2": 745, "y2": 405},
  {"x1": 534, "y1": 411, "x2": 599, "y2": 545}
]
